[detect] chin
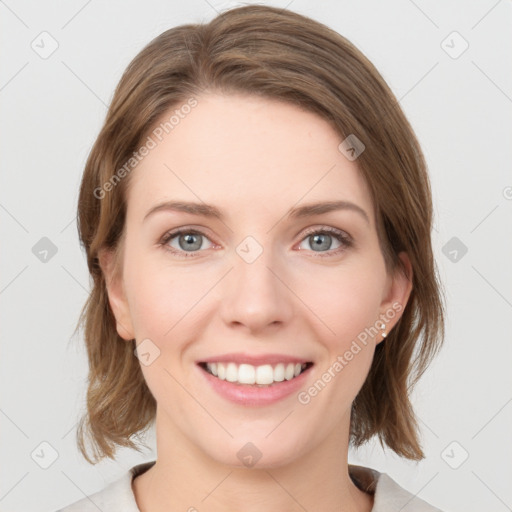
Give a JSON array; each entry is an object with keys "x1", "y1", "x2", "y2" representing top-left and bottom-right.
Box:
[{"x1": 203, "y1": 434, "x2": 306, "y2": 470}]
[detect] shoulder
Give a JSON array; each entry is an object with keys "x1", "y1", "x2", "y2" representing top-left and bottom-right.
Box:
[
  {"x1": 55, "y1": 461, "x2": 156, "y2": 512},
  {"x1": 56, "y1": 461, "x2": 445, "y2": 512},
  {"x1": 349, "y1": 464, "x2": 446, "y2": 512},
  {"x1": 373, "y1": 472, "x2": 445, "y2": 511}
]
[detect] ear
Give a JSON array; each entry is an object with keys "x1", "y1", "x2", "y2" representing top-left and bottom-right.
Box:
[
  {"x1": 377, "y1": 251, "x2": 413, "y2": 343},
  {"x1": 98, "y1": 247, "x2": 135, "y2": 341}
]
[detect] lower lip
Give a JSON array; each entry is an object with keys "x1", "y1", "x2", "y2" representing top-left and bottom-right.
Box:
[{"x1": 197, "y1": 364, "x2": 313, "y2": 406}]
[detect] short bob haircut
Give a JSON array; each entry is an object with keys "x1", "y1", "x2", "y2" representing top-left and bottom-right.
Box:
[{"x1": 74, "y1": 4, "x2": 445, "y2": 464}]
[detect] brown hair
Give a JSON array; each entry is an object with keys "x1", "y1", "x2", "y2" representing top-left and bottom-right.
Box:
[{"x1": 74, "y1": 4, "x2": 445, "y2": 463}]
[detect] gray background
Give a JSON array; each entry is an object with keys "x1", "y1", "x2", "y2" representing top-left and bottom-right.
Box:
[{"x1": 1, "y1": 0, "x2": 511, "y2": 511}]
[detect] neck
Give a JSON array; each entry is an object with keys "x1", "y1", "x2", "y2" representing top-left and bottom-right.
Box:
[{"x1": 132, "y1": 410, "x2": 373, "y2": 512}]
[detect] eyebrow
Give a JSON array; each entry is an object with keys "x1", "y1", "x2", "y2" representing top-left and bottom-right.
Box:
[{"x1": 143, "y1": 199, "x2": 370, "y2": 225}]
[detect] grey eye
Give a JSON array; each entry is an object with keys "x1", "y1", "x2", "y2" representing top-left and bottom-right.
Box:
[
  {"x1": 308, "y1": 233, "x2": 334, "y2": 251},
  {"x1": 177, "y1": 232, "x2": 204, "y2": 251}
]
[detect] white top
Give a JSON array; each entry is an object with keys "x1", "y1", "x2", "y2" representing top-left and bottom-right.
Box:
[{"x1": 56, "y1": 460, "x2": 444, "y2": 511}]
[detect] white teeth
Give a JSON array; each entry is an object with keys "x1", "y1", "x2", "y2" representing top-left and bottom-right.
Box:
[
  {"x1": 205, "y1": 361, "x2": 309, "y2": 385},
  {"x1": 274, "y1": 363, "x2": 285, "y2": 382},
  {"x1": 284, "y1": 363, "x2": 294, "y2": 381},
  {"x1": 256, "y1": 364, "x2": 274, "y2": 385},
  {"x1": 238, "y1": 364, "x2": 256, "y2": 384},
  {"x1": 226, "y1": 362, "x2": 238, "y2": 382}
]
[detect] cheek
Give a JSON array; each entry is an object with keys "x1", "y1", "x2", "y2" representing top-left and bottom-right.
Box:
[
  {"x1": 125, "y1": 254, "x2": 208, "y2": 341},
  {"x1": 124, "y1": 257, "x2": 206, "y2": 408},
  {"x1": 299, "y1": 270, "x2": 383, "y2": 411},
  {"x1": 294, "y1": 261, "x2": 386, "y2": 346}
]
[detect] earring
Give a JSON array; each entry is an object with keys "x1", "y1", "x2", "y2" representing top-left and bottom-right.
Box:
[{"x1": 378, "y1": 321, "x2": 387, "y2": 339}]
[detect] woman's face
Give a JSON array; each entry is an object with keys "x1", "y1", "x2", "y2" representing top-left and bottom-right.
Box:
[{"x1": 102, "y1": 93, "x2": 412, "y2": 468}]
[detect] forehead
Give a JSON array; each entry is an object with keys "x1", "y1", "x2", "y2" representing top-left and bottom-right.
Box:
[{"x1": 126, "y1": 93, "x2": 374, "y2": 223}]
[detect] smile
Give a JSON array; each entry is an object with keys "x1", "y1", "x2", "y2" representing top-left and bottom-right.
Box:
[{"x1": 199, "y1": 361, "x2": 313, "y2": 387}]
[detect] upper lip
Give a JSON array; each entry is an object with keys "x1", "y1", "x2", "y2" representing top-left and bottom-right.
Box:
[{"x1": 197, "y1": 353, "x2": 313, "y2": 366}]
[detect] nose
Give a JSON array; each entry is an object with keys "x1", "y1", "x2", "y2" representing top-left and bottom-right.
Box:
[{"x1": 218, "y1": 244, "x2": 294, "y2": 334}]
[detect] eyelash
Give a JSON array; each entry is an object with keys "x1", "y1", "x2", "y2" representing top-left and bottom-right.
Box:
[{"x1": 158, "y1": 226, "x2": 353, "y2": 259}]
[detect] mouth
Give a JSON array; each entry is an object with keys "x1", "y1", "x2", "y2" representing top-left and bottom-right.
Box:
[{"x1": 197, "y1": 361, "x2": 314, "y2": 387}]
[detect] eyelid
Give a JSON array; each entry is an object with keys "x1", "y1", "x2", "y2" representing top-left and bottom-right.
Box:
[
  {"x1": 297, "y1": 226, "x2": 353, "y2": 257},
  {"x1": 159, "y1": 227, "x2": 217, "y2": 256},
  {"x1": 159, "y1": 224, "x2": 353, "y2": 258}
]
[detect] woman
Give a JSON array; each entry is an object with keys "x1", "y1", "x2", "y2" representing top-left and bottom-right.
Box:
[{"x1": 59, "y1": 5, "x2": 445, "y2": 511}]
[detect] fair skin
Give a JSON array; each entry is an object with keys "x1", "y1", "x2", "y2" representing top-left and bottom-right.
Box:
[{"x1": 100, "y1": 93, "x2": 413, "y2": 512}]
